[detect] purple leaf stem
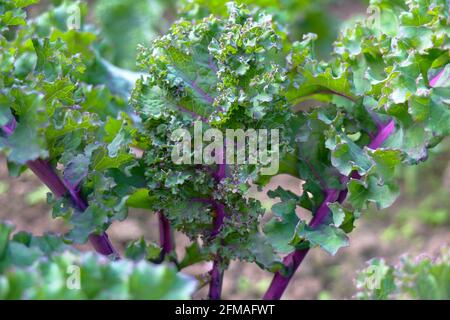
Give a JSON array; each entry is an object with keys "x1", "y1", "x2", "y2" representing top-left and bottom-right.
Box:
[
  {"x1": 208, "y1": 150, "x2": 227, "y2": 299},
  {"x1": 429, "y1": 69, "x2": 446, "y2": 87},
  {"x1": 176, "y1": 105, "x2": 209, "y2": 124},
  {"x1": 367, "y1": 120, "x2": 395, "y2": 150},
  {"x1": 158, "y1": 211, "x2": 174, "y2": 259},
  {"x1": 210, "y1": 201, "x2": 225, "y2": 238},
  {"x1": 1, "y1": 119, "x2": 118, "y2": 257},
  {"x1": 208, "y1": 256, "x2": 224, "y2": 300},
  {"x1": 263, "y1": 70, "x2": 445, "y2": 300},
  {"x1": 263, "y1": 120, "x2": 394, "y2": 300}
]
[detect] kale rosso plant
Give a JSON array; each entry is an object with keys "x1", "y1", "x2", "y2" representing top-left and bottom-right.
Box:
[{"x1": 0, "y1": 0, "x2": 449, "y2": 300}]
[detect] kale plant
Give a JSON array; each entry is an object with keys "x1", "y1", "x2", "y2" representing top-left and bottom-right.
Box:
[{"x1": 0, "y1": 0, "x2": 449, "y2": 300}]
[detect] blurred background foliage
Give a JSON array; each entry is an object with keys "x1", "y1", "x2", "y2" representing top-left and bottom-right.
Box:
[
  {"x1": 356, "y1": 248, "x2": 450, "y2": 299},
  {"x1": 37, "y1": 0, "x2": 370, "y2": 69},
  {"x1": 3, "y1": 0, "x2": 449, "y2": 299}
]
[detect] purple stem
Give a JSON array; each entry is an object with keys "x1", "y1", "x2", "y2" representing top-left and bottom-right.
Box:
[
  {"x1": 25, "y1": 159, "x2": 68, "y2": 198},
  {"x1": 158, "y1": 211, "x2": 174, "y2": 259},
  {"x1": 263, "y1": 120, "x2": 394, "y2": 299},
  {"x1": 191, "y1": 197, "x2": 213, "y2": 203},
  {"x1": 208, "y1": 257, "x2": 224, "y2": 300},
  {"x1": 176, "y1": 105, "x2": 209, "y2": 124},
  {"x1": 319, "y1": 89, "x2": 356, "y2": 102},
  {"x1": 365, "y1": 106, "x2": 385, "y2": 130},
  {"x1": 190, "y1": 171, "x2": 227, "y2": 298},
  {"x1": 2, "y1": 120, "x2": 118, "y2": 257},
  {"x1": 206, "y1": 209, "x2": 226, "y2": 300},
  {"x1": 309, "y1": 189, "x2": 340, "y2": 228},
  {"x1": 367, "y1": 120, "x2": 395, "y2": 150},
  {"x1": 263, "y1": 190, "x2": 341, "y2": 299},
  {"x1": 191, "y1": 197, "x2": 226, "y2": 238},
  {"x1": 62, "y1": 179, "x2": 88, "y2": 212},
  {"x1": 208, "y1": 56, "x2": 219, "y2": 74},
  {"x1": 208, "y1": 150, "x2": 227, "y2": 299},
  {"x1": 263, "y1": 70, "x2": 446, "y2": 300},
  {"x1": 429, "y1": 69, "x2": 445, "y2": 87},
  {"x1": 210, "y1": 201, "x2": 225, "y2": 239},
  {"x1": 214, "y1": 163, "x2": 226, "y2": 182},
  {"x1": 190, "y1": 81, "x2": 214, "y2": 105},
  {"x1": 29, "y1": 159, "x2": 117, "y2": 256},
  {"x1": 175, "y1": 70, "x2": 214, "y2": 105},
  {"x1": 2, "y1": 118, "x2": 16, "y2": 135}
]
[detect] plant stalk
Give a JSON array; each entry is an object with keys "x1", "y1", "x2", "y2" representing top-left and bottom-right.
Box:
[
  {"x1": 208, "y1": 162, "x2": 227, "y2": 300},
  {"x1": 158, "y1": 211, "x2": 174, "y2": 259},
  {"x1": 263, "y1": 119, "x2": 395, "y2": 300},
  {"x1": 208, "y1": 256, "x2": 224, "y2": 300},
  {"x1": 1, "y1": 119, "x2": 118, "y2": 257},
  {"x1": 263, "y1": 70, "x2": 447, "y2": 300}
]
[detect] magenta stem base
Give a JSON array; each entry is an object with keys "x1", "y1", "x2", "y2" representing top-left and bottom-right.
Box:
[{"x1": 158, "y1": 212, "x2": 175, "y2": 260}]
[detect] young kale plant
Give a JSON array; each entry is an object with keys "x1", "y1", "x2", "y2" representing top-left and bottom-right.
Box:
[{"x1": 0, "y1": 0, "x2": 449, "y2": 300}]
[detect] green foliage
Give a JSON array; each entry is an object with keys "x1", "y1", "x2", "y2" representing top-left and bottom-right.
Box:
[
  {"x1": 94, "y1": 0, "x2": 176, "y2": 70},
  {"x1": 0, "y1": 0, "x2": 143, "y2": 243},
  {"x1": 0, "y1": 222, "x2": 196, "y2": 299},
  {"x1": 179, "y1": 0, "x2": 354, "y2": 58},
  {"x1": 268, "y1": 0, "x2": 449, "y2": 260},
  {"x1": 131, "y1": 2, "x2": 290, "y2": 272},
  {"x1": 125, "y1": 237, "x2": 162, "y2": 261},
  {"x1": 296, "y1": 223, "x2": 349, "y2": 255},
  {"x1": 356, "y1": 248, "x2": 450, "y2": 300},
  {"x1": 132, "y1": 0, "x2": 449, "y2": 274}
]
